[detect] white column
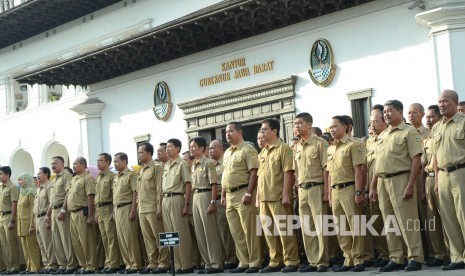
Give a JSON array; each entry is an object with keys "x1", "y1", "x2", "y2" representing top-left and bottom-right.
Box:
[
  {"x1": 70, "y1": 98, "x2": 105, "y2": 166},
  {"x1": 27, "y1": 84, "x2": 39, "y2": 109},
  {"x1": 416, "y1": 0, "x2": 465, "y2": 94}
]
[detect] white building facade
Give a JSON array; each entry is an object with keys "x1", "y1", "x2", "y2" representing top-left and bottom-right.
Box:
[{"x1": 1, "y1": 0, "x2": 464, "y2": 179}]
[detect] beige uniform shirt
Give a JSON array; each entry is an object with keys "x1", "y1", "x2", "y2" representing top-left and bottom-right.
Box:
[
  {"x1": 366, "y1": 135, "x2": 378, "y2": 183},
  {"x1": 18, "y1": 193, "x2": 35, "y2": 236},
  {"x1": 138, "y1": 160, "x2": 164, "y2": 213},
  {"x1": 191, "y1": 156, "x2": 217, "y2": 190},
  {"x1": 162, "y1": 156, "x2": 191, "y2": 194},
  {"x1": 375, "y1": 121, "x2": 422, "y2": 174},
  {"x1": 34, "y1": 182, "x2": 51, "y2": 216},
  {"x1": 67, "y1": 172, "x2": 96, "y2": 211},
  {"x1": 432, "y1": 112, "x2": 465, "y2": 168},
  {"x1": 294, "y1": 135, "x2": 329, "y2": 184},
  {"x1": 0, "y1": 180, "x2": 19, "y2": 212},
  {"x1": 113, "y1": 168, "x2": 137, "y2": 205},
  {"x1": 222, "y1": 141, "x2": 259, "y2": 190},
  {"x1": 95, "y1": 170, "x2": 114, "y2": 205},
  {"x1": 50, "y1": 171, "x2": 72, "y2": 207},
  {"x1": 327, "y1": 134, "x2": 365, "y2": 184},
  {"x1": 213, "y1": 158, "x2": 223, "y2": 194},
  {"x1": 416, "y1": 125, "x2": 431, "y2": 165}
]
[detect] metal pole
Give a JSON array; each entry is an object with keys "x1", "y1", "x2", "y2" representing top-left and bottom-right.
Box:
[{"x1": 170, "y1": 246, "x2": 175, "y2": 276}]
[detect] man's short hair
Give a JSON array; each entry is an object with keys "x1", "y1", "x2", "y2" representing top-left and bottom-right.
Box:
[
  {"x1": 114, "y1": 152, "x2": 128, "y2": 163},
  {"x1": 0, "y1": 166, "x2": 12, "y2": 177},
  {"x1": 52, "y1": 156, "x2": 65, "y2": 164},
  {"x1": 39, "y1": 167, "x2": 51, "y2": 179},
  {"x1": 428, "y1": 105, "x2": 441, "y2": 116},
  {"x1": 167, "y1": 138, "x2": 182, "y2": 152},
  {"x1": 99, "y1": 153, "x2": 112, "y2": 163},
  {"x1": 262, "y1": 118, "x2": 280, "y2": 137},
  {"x1": 139, "y1": 142, "x2": 154, "y2": 156},
  {"x1": 384, "y1": 100, "x2": 403, "y2": 111},
  {"x1": 190, "y1": 137, "x2": 207, "y2": 152},
  {"x1": 295, "y1": 112, "x2": 313, "y2": 124},
  {"x1": 227, "y1": 121, "x2": 243, "y2": 132}
]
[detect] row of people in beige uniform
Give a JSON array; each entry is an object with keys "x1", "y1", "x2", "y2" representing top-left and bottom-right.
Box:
[{"x1": 1, "y1": 89, "x2": 465, "y2": 274}]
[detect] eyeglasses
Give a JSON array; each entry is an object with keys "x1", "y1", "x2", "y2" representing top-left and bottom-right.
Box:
[{"x1": 259, "y1": 127, "x2": 270, "y2": 132}]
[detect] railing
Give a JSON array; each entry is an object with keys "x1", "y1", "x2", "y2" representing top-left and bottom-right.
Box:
[{"x1": 0, "y1": 0, "x2": 29, "y2": 14}]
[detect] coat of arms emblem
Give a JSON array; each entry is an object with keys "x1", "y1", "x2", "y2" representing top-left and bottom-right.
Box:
[{"x1": 308, "y1": 39, "x2": 336, "y2": 87}]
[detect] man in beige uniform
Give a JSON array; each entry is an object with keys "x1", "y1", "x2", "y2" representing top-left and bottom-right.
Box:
[
  {"x1": 190, "y1": 137, "x2": 224, "y2": 273},
  {"x1": 113, "y1": 153, "x2": 142, "y2": 274},
  {"x1": 68, "y1": 157, "x2": 97, "y2": 274},
  {"x1": 370, "y1": 100, "x2": 424, "y2": 272},
  {"x1": 95, "y1": 153, "x2": 120, "y2": 274},
  {"x1": 162, "y1": 138, "x2": 193, "y2": 273},
  {"x1": 422, "y1": 105, "x2": 448, "y2": 267},
  {"x1": 156, "y1": 143, "x2": 169, "y2": 164},
  {"x1": 35, "y1": 167, "x2": 58, "y2": 273},
  {"x1": 433, "y1": 90, "x2": 465, "y2": 270},
  {"x1": 257, "y1": 118, "x2": 299, "y2": 273},
  {"x1": 0, "y1": 166, "x2": 20, "y2": 274},
  {"x1": 293, "y1": 112, "x2": 330, "y2": 272},
  {"x1": 365, "y1": 105, "x2": 389, "y2": 267},
  {"x1": 46, "y1": 156, "x2": 77, "y2": 274},
  {"x1": 209, "y1": 139, "x2": 238, "y2": 269},
  {"x1": 222, "y1": 122, "x2": 262, "y2": 273},
  {"x1": 326, "y1": 116, "x2": 366, "y2": 272},
  {"x1": 137, "y1": 142, "x2": 170, "y2": 274}
]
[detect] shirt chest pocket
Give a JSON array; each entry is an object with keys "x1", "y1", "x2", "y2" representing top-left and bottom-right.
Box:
[
  {"x1": 232, "y1": 155, "x2": 243, "y2": 169},
  {"x1": 454, "y1": 131, "x2": 464, "y2": 140},
  {"x1": 196, "y1": 167, "x2": 206, "y2": 179},
  {"x1": 3, "y1": 190, "x2": 10, "y2": 198},
  {"x1": 338, "y1": 150, "x2": 352, "y2": 167},
  {"x1": 366, "y1": 150, "x2": 375, "y2": 165},
  {"x1": 390, "y1": 137, "x2": 404, "y2": 153}
]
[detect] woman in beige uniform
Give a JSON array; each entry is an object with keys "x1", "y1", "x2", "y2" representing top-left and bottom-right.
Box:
[{"x1": 17, "y1": 172, "x2": 41, "y2": 273}]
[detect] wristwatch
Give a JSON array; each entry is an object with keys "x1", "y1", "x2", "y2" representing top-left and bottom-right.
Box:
[
  {"x1": 355, "y1": 190, "x2": 364, "y2": 196},
  {"x1": 210, "y1": 200, "x2": 216, "y2": 205},
  {"x1": 60, "y1": 208, "x2": 66, "y2": 213},
  {"x1": 10, "y1": 219, "x2": 15, "y2": 223},
  {"x1": 245, "y1": 192, "x2": 252, "y2": 198}
]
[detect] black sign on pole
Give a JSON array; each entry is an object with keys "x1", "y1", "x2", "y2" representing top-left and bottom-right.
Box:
[{"x1": 160, "y1": 232, "x2": 180, "y2": 276}]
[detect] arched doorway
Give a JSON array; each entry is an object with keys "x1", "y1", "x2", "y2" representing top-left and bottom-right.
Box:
[
  {"x1": 9, "y1": 149, "x2": 34, "y2": 181},
  {"x1": 42, "y1": 141, "x2": 70, "y2": 168}
]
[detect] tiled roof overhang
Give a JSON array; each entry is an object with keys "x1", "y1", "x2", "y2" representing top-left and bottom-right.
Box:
[{"x1": 14, "y1": 0, "x2": 374, "y2": 86}]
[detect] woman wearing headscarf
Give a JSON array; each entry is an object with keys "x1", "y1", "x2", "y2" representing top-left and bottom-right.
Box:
[{"x1": 17, "y1": 172, "x2": 41, "y2": 274}]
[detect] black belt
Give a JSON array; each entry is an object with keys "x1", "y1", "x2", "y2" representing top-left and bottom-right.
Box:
[
  {"x1": 115, "y1": 202, "x2": 132, "y2": 208},
  {"x1": 70, "y1": 207, "x2": 84, "y2": 213},
  {"x1": 0, "y1": 210, "x2": 11, "y2": 215},
  {"x1": 163, "y1": 192, "x2": 183, "y2": 198},
  {"x1": 37, "y1": 212, "x2": 47, "y2": 218},
  {"x1": 227, "y1": 184, "x2": 248, "y2": 193},
  {"x1": 194, "y1": 188, "x2": 211, "y2": 194},
  {"x1": 299, "y1": 182, "x2": 324, "y2": 189},
  {"x1": 332, "y1": 181, "x2": 354, "y2": 190},
  {"x1": 51, "y1": 204, "x2": 63, "y2": 209},
  {"x1": 378, "y1": 170, "x2": 410, "y2": 179},
  {"x1": 439, "y1": 163, "x2": 465, "y2": 173},
  {"x1": 96, "y1": 202, "x2": 113, "y2": 208}
]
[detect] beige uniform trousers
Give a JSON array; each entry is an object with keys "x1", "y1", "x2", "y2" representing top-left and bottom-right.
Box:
[
  {"x1": 193, "y1": 192, "x2": 224, "y2": 269},
  {"x1": 70, "y1": 210, "x2": 97, "y2": 271},
  {"x1": 298, "y1": 185, "x2": 329, "y2": 267},
  {"x1": 1, "y1": 214, "x2": 20, "y2": 271},
  {"x1": 226, "y1": 190, "x2": 262, "y2": 268},
  {"x1": 425, "y1": 175, "x2": 449, "y2": 260},
  {"x1": 36, "y1": 216, "x2": 57, "y2": 269},
  {"x1": 377, "y1": 173, "x2": 424, "y2": 263},
  {"x1": 51, "y1": 209, "x2": 76, "y2": 269},
  {"x1": 97, "y1": 205, "x2": 121, "y2": 269},
  {"x1": 438, "y1": 169, "x2": 465, "y2": 263},
  {"x1": 260, "y1": 201, "x2": 299, "y2": 267},
  {"x1": 162, "y1": 195, "x2": 192, "y2": 270},
  {"x1": 368, "y1": 196, "x2": 389, "y2": 260},
  {"x1": 215, "y1": 201, "x2": 237, "y2": 264},
  {"x1": 139, "y1": 212, "x2": 170, "y2": 269},
  {"x1": 20, "y1": 235, "x2": 41, "y2": 272},
  {"x1": 114, "y1": 205, "x2": 142, "y2": 270},
  {"x1": 330, "y1": 185, "x2": 364, "y2": 266}
]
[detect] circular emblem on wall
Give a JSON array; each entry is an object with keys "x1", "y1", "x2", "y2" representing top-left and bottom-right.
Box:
[
  {"x1": 308, "y1": 39, "x2": 337, "y2": 87},
  {"x1": 152, "y1": 81, "x2": 172, "y2": 121}
]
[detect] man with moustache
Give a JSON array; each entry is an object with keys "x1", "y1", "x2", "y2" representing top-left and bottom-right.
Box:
[
  {"x1": 35, "y1": 167, "x2": 58, "y2": 273},
  {"x1": 421, "y1": 105, "x2": 448, "y2": 267},
  {"x1": 293, "y1": 112, "x2": 330, "y2": 272},
  {"x1": 95, "y1": 153, "x2": 120, "y2": 274},
  {"x1": 137, "y1": 142, "x2": 170, "y2": 274},
  {"x1": 370, "y1": 100, "x2": 424, "y2": 272},
  {"x1": 68, "y1": 157, "x2": 97, "y2": 274},
  {"x1": 432, "y1": 90, "x2": 465, "y2": 270},
  {"x1": 113, "y1": 152, "x2": 142, "y2": 274},
  {"x1": 209, "y1": 140, "x2": 238, "y2": 269},
  {"x1": 46, "y1": 156, "x2": 77, "y2": 274}
]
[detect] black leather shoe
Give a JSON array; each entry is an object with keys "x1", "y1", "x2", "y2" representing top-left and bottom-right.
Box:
[
  {"x1": 205, "y1": 268, "x2": 223, "y2": 274},
  {"x1": 298, "y1": 265, "x2": 317, "y2": 272},
  {"x1": 117, "y1": 270, "x2": 127, "y2": 274},
  {"x1": 352, "y1": 264, "x2": 365, "y2": 272},
  {"x1": 175, "y1": 268, "x2": 194, "y2": 274},
  {"x1": 51, "y1": 270, "x2": 64, "y2": 275},
  {"x1": 26, "y1": 273, "x2": 37, "y2": 275},
  {"x1": 442, "y1": 262, "x2": 465, "y2": 270},
  {"x1": 259, "y1": 266, "x2": 281, "y2": 273},
  {"x1": 379, "y1": 261, "x2": 405, "y2": 272},
  {"x1": 19, "y1": 272, "x2": 27, "y2": 275},
  {"x1": 281, "y1": 266, "x2": 298, "y2": 273},
  {"x1": 196, "y1": 270, "x2": 206, "y2": 274},
  {"x1": 80, "y1": 271, "x2": 94, "y2": 275},
  {"x1": 102, "y1": 268, "x2": 118, "y2": 274},
  {"x1": 334, "y1": 265, "x2": 353, "y2": 272},
  {"x1": 405, "y1": 260, "x2": 422, "y2": 271},
  {"x1": 5, "y1": 271, "x2": 20, "y2": 275},
  {"x1": 223, "y1": 264, "x2": 238, "y2": 270},
  {"x1": 125, "y1": 269, "x2": 138, "y2": 274},
  {"x1": 364, "y1": 260, "x2": 374, "y2": 267},
  {"x1": 245, "y1": 267, "x2": 260, "y2": 274},
  {"x1": 229, "y1": 268, "x2": 247, "y2": 273},
  {"x1": 138, "y1": 268, "x2": 153, "y2": 274},
  {"x1": 426, "y1": 258, "x2": 444, "y2": 267},
  {"x1": 374, "y1": 259, "x2": 389, "y2": 268},
  {"x1": 317, "y1": 266, "x2": 327, "y2": 273},
  {"x1": 151, "y1": 268, "x2": 167, "y2": 274}
]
